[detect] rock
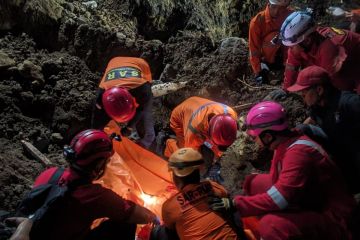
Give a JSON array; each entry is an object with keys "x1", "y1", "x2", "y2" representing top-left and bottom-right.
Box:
[
  {"x1": 23, "y1": 0, "x2": 64, "y2": 22},
  {"x1": 18, "y1": 60, "x2": 45, "y2": 84},
  {"x1": 0, "y1": 51, "x2": 16, "y2": 69},
  {"x1": 50, "y1": 133, "x2": 63, "y2": 143},
  {"x1": 82, "y1": 1, "x2": 98, "y2": 9},
  {"x1": 159, "y1": 64, "x2": 177, "y2": 82},
  {"x1": 218, "y1": 37, "x2": 247, "y2": 55}
]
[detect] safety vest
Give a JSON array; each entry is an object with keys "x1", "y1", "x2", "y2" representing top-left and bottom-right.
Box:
[{"x1": 99, "y1": 57, "x2": 152, "y2": 90}]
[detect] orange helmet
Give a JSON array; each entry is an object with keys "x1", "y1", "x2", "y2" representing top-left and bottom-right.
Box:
[
  {"x1": 209, "y1": 114, "x2": 238, "y2": 147},
  {"x1": 102, "y1": 87, "x2": 137, "y2": 123}
]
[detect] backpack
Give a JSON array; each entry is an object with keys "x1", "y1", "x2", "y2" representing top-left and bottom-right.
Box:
[{"x1": 16, "y1": 168, "x2": 72, "y2": 234}]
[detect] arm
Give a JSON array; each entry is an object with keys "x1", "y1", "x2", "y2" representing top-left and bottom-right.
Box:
[
  {"x1": 283, "y1": 48, "x2": 302, "y2": 90},
  {"x1": 95, "y1": 88, "x2": 105, "y2": 109},
  {"x1": 249, "y1": 16, "x2": 263, "y2": 75},
  {"x1": 9, "y1": 218, "x2": 33, "y2": 240},
  {"x1": 233, "y1": 146, "x2": 313, "y2": 217},
  {"x1": 126, "y1": 205, "x2": 157, "y2": 224},
  {"x1": 127, "y1": 83, "x2": 152, "y2": 128},
  {"x1": 169, "y1": 107, "x2": 185, "y2": 147}
]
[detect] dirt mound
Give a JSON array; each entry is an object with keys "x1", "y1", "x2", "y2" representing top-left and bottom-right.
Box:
[{"x1": 0, "y1": 0, "x2": 338, "y2": 215}]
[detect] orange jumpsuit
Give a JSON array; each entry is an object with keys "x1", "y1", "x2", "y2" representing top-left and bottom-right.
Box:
[
  {"x1": 162, "y1": 181, "x2": 239, "y2": 240},
  {"x1": 95, "y1": 57, "x2": 155, "y2": 148},
  {"x1": 249, "y1": 5, "x2": 293, "y2": 74},
  {"x1": 164, "y1": 97, "x2": 237, "y2": 157}
]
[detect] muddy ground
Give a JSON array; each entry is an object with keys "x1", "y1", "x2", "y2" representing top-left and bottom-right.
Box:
[{"x1": 0, "y1": 0, "x2": 357, "y2": 228}]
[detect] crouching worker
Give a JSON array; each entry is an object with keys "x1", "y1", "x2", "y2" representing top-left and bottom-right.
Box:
[
  {"x1": 9, "y1": 129, "x2": 158, "y2": 240},
  {"x1": 164, "y1": 96, "x2": 238, "y2": 182},
  {"x1": 209, "y1": 101, "x2": 355, "y2": 240},
  {"x1": 151, "y1": 148, "x2": 244, "y2": 240},
  {"x1": 92, "y1": 57, "x2": 155, "y2": 148}
]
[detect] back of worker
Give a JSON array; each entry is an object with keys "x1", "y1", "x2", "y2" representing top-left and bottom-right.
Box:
[
  {"x1": 169, "y1": 96, "x2": 237, "y2": 153},
  {"x1": 98, "y1": 57, "x2": 152, "y2": 90},
  {"x1": 161, "y1": 148, "x2": 240, "y2": 240},
  {"x1": 32, "y1": 168, "x2": 136, "y2": 240}
]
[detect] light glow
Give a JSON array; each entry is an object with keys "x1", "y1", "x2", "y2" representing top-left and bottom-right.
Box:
[{"x1": 141, "y1": 193, "x2": 157, "y2": 205}]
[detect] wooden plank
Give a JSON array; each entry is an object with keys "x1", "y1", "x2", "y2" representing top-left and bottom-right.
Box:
[
  {"x1": 232, "y1": 102, "x2": 254, "y2": 112},
  {"x1": 21, "y1": 140, "x2": 54, "y2": 167},
  {"x1": 151, "y1": 81, "x2": 188, "y2": 97}
]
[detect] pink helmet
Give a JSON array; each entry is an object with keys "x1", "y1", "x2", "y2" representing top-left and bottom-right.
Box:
[{"x1": 245, "y1": 101, "x2": 288, "y2": 137}]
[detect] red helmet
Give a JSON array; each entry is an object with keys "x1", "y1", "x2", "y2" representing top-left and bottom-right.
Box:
[
  {"x1": 102, "y1": 87, "x2": 137, "y2": 123},
  {"x1": 63, "y1": 129, "x2": 114, "y2": 167},
  {"x1": 209, "y1": 114, "x2": 238, "y2": 147}
]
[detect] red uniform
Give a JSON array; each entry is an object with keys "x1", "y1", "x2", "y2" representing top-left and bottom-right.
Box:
[
  {"x1": 284, "y1": 27, "x2": 360, "y2": 93},
  {"x1": 162, "y1": 181, "x2": 239, "y2": 240},
  {"x1": 233, "y1": 134, "x2": 355, "y2": 240},
  {"x1": 249, "y1": 5, "x2": 292, "y2": 74},
  {"x1": 32, "y1": 167, "x2": 136, "y2": 240}
]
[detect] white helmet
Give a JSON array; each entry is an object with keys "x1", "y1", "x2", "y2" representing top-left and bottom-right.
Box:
[
  {"x1": 280, "y1": 11, "x2": 316, "y2": 46},
  {"x1": 269, "y1": 0, "x2": 290, "y2": 6}
]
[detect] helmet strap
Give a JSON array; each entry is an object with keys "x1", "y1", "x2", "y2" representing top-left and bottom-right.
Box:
[{"x1": 259, "y1": 131, "x2": 276, "y2": 148}]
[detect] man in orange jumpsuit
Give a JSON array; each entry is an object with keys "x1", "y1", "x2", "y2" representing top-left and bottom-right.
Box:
[
  {"x1": 158, "y1": 148, "x2": 243, "y2": 240},
  {"x1": 92, "y1": 57, "x2": 155, "y2": 148},
  {"x1": 249, "y1": 0, "x2": 293, "y2": 84},
  {"x1": 164, "y1": 96, "x2": 238, "y2": 159},
  {"x1": 280, "y1": 11, "x2": 360, "y2": 93}
]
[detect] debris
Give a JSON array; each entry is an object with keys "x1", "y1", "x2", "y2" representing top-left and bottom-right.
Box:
[
  {"x1": 232, "y1": 102, "x2": 254, "y2": 112},
  {"x1": 151, "y1": 81, "x2": 188, "y2": 97},
  {"x1": 82, "y1": 1, "x2": 98, "y2": 9},
  {"x1": 21, "y1": 140, "x2": 54, "y2": 167}
]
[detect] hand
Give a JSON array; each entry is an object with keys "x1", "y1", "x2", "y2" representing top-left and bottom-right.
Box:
[
  {"x1": 151, "y1": 216, "x2": 161, "y2": 226},
  {"x1": 263, "y1": 88, "x2": 287, "y2": 101},
  {"x1": 208, "y1": 196, "x2": 235, "y2": 212}
]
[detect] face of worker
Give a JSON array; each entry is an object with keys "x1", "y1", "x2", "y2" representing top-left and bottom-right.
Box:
[
  {"x1": 268, "y1": 3, "x2": 288, "y2": 18},
  {"x1": 290, "y1": 37, "x2": 312, "y2": 53},
  {"x1": 300, "y1": 86, "x2": 323, "y2": 107}
]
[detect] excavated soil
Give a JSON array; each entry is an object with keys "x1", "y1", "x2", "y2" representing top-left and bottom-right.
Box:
[{"x1": 0, "y1": 0, "x2": 355, "y2": 231}]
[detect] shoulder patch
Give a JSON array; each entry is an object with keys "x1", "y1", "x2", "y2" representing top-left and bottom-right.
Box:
[
  {"x1": 105, "y1": 66, "x2": 142, "y2": 82},
  {"x1": 330, "y1": 27, "x2": 345, "y2": 35}
]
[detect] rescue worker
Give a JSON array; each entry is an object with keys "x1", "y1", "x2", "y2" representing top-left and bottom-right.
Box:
[
  {"x1": 8, "y1": 129, "x2": 158, "y2": 240},
  {"x1": 287, "y1": 66, "x2": 360, "y2": 193},
  {"x1": 345, "y1": 9, "x2": 360, "y2": 33},
  {"x1": 92, "y1": 57, "x2": 155, "y2": 148},
  {"x1": 209, "y1": 101, "x2": 355, "y2": 240},
  {"x1": 280, "y1": 11, "x2": 360, "y2": 93},
  {"x1": 156, "y1": 148, "x2": 244, "y2": 240},
  {"x1": 249, "y1": 0, "x2": 293, "y2": 84},
  {"x1": 164, "y1": 96, "x2": 238, "y2": 160}
]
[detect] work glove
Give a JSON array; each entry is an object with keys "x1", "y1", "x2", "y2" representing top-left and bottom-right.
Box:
[
  {"x1": 263, "y1": 88, "x2": 287, "y2": 101},
  {"x1": 208, "y1": 196, "x2": 236, "y2": 212},
  {"x1": 254, "y1": 69, "x2": 269, "y2": 85},
  {"x1": 120, "y1": 126, "x2": 132, "y2": 137}
]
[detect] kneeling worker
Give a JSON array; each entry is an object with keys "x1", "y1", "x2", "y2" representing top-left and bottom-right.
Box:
[
  {"x1": 164, "y1": 96, "x2": 238, "y2": 159},
  {"x1": 154, "y1": 148, "x2": 244, "y2": 240}
]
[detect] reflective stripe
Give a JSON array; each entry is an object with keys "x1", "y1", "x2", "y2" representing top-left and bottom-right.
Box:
[
  {"x1": 187, "y1": 102, "x2": 228, "y2": 137},
  {"x1": 285, "y1": 64, "x2": 298, "y2": 71},
  {"x1": 288, "y1": 139, "x2": 326, "y2": 156},
  {"x1": 267, "y1": 185, "x2": 288, "y2": 209}
]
